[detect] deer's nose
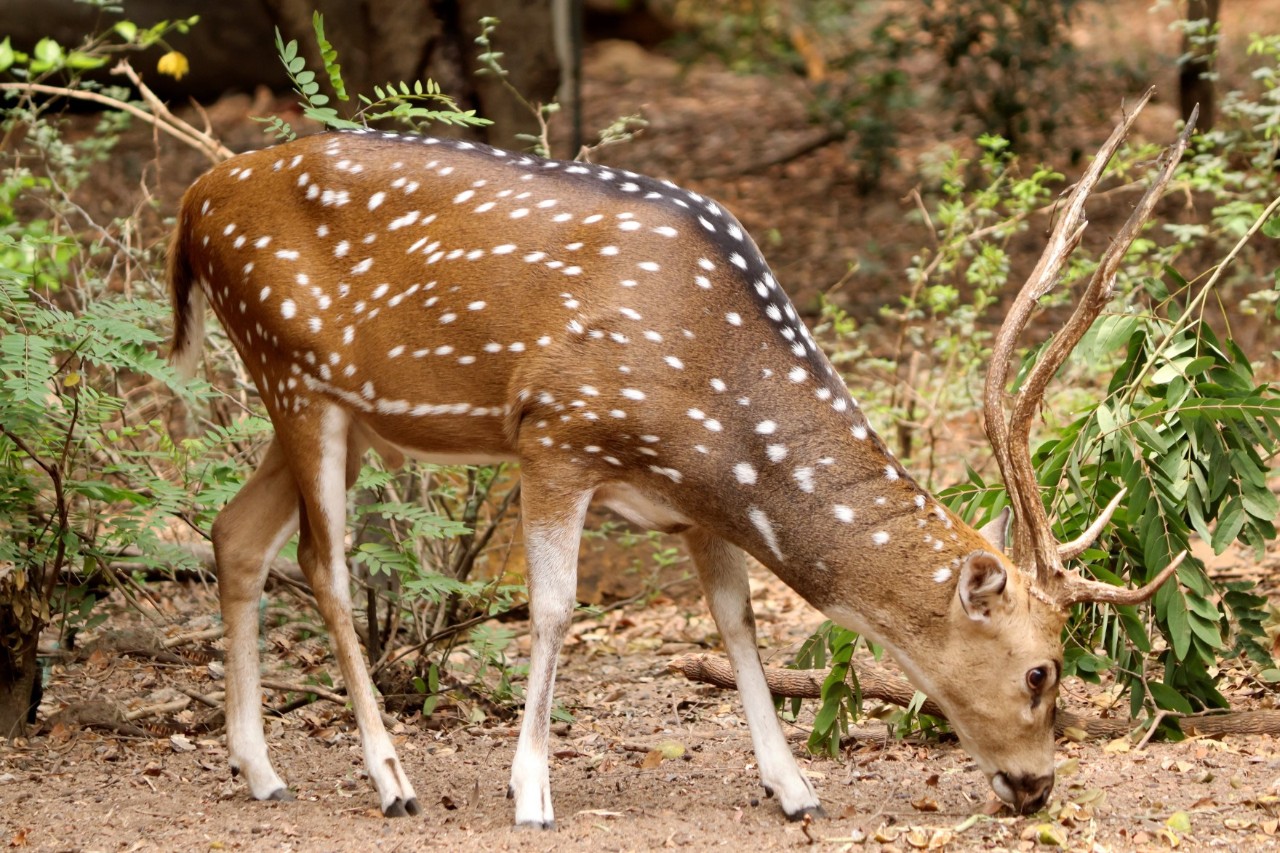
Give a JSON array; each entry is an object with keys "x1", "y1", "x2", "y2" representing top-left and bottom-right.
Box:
[{"x1": 993, "y1": 771, "x2": 1054, "y2": 814}]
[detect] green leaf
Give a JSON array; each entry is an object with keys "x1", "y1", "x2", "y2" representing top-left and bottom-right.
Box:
[
  {"x1": 1164, "y1": 588, "x2": 1191, "y2": 661},
  {"x1": 65, "y1": 51, "x2": 108, "y2": 70},
  {"x1": 1211, "y1": 498, "x2": 1246, "y2": 553},
  {"x1": 1148, "y1": 682, "x2": 1194, "y2": 714},
  {"x1": 0, "y1": 36, "x2": 16, "y2": 72},
  {"x1": 113, "y1": 21, "x2": 138, "y2": 42},
  {"x1": 30, "y1": 37, "x2": 64, "y2": 71}
]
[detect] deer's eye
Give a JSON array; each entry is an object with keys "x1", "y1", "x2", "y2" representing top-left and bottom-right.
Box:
[{"x1": 1026, "y1": 667, "x2": 1049, "y2": 692}]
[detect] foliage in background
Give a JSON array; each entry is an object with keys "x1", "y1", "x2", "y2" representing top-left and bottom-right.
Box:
[
  {"x1": 257, "y1": 11, "x2": 491, "y2": 143},
  {"x1": 666, "y1": 0, "x2": 1083, "y2": 191},
  {"x1": 0, "y1": 10, "x2": 211, "y2": 729}
]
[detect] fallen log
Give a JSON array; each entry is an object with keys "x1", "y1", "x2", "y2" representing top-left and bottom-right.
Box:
[{"x1": 669, "y1": 653, "x2": 1280, "y2": 740}]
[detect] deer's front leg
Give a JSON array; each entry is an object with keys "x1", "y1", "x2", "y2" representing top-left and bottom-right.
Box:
[
  {"x1": 508, "y1": 472, "x2": 593, "y2": 829},
  {"x1": 212, "y1": 438, "x2": 299, "y2": 802},
  {"x1": 684, "y1": 528, "x2": 824, "y2": 821}
]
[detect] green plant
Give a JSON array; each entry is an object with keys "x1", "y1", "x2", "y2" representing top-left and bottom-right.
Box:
[
  {"x1": 0, "y1": 8, "x2": 228, "y2": 735},
  {"x1": 258, "y1": 11, "x2": 491, "y2": 142},
  {"x1": 0, "y1": 142, "x2": 194, "y2": 735},
  {"x1": 920, "y1": 0, "x2": 1082, "y2": 146}
]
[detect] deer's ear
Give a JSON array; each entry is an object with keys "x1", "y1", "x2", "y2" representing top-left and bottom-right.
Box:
[
  {"x1": 977, "y1": 507, "x2": 1011, "y2": 553},
  {"x1": 958, "y1": 552, "x2": 1008, "y2": 623}
]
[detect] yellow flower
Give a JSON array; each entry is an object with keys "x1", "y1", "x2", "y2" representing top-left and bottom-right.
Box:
[{"x1": 157, "y1": 50, "x2": 189, "y2": 81}]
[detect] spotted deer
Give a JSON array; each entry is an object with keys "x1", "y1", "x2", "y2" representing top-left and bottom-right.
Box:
[{"x1": 168, "y1": 127, "x2": 1180, "y2": 827}]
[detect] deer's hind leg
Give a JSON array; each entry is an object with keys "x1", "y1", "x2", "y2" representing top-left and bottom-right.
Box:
[
  {"x1": 684, "y1": 527, "x2": 823, "y2": 821},
  {"x1": 212, "y1": 437, "x2": 300, "y2": 802},
  {"x1": 276, "y1": 406, "x2": 419, "y2": 816},
  {"x1": 214, "y1": 415, "x2": 417, "y2": 814}
]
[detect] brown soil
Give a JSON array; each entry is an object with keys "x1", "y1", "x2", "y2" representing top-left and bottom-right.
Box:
[
  {"x1": 4, "y1": 2, "x2": 1280, "y2": 850},
  {"x1": 4, "y1": 567, "x2": 1280, "y2": 852}
]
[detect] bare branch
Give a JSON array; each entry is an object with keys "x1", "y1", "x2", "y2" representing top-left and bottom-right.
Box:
[{"x1": 0, "y1": 60, "x2": 233, "y2": 164}]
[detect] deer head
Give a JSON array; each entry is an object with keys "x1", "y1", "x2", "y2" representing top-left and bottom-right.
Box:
[{"x1": 168, "y1": 90, "x2": 1190, "y2": 824}]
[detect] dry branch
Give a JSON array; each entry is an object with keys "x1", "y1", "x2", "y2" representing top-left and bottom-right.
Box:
[
  {"x1": 669, "y1": 654, "x2": 1280, "y2": 739},
  {"x1": 260, "y1": 678, "x2": 399, "y2": 730},
  {"x1": 0, "y1": 60, "x2": 233, "y2": 164}
]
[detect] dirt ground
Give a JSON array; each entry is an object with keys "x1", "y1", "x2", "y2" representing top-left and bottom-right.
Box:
[
  {"x1": 4, "y1": 564, "x2": 1280, "y2": 852},
  {"x1": 4, "y1": 1, "x2": 1280, "y2": 850}
]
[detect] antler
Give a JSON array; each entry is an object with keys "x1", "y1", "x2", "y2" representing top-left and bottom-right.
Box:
[{"x1": 983, "y1": 88, "x2": 1197, "y2": 607}]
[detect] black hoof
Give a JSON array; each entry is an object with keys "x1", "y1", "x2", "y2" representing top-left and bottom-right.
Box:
[
  {"x1": 265, "y1": 788, "x2": 295, "y2": 802},
  {"x1": 515, "y1": 820, "x2": 556, "y2": 831},
  {"x1": 506, "y1": 784, "x2": 514, "y2": 800},
  {"x1": 785, "y1": 804, "x2": 826, "y2": 822},
  {"x1": 762, "y1": 784, "x2": 775, "y2": 798},
  {"x1": 383, "y1": 796, "x2": 419, "y2": 818}
]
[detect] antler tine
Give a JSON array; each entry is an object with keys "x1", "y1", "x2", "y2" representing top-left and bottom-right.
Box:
[
  {"x1": 984, "y1": 88, "x2": 1155, "y2": 572},
  {"x1": 1057, "y1": 487, "x2": 1127, "y2": 561},
  {"x1": 1056, "y1": 550, "x2": 1186, "y2": 608}
]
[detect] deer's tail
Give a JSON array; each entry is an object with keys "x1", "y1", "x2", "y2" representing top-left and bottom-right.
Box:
[{"x1": 166, "y1": 220, "x2": 205, "y2": 380}]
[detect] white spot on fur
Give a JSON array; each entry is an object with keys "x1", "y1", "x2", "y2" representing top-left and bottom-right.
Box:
[{"x1": 748, "y1": 507, "x2": 783, "y2": 561}]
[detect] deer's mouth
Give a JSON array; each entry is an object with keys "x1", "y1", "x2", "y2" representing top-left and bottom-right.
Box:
[{"x1": 992, "y1": 771, "x2": 1054, "y2": 815}]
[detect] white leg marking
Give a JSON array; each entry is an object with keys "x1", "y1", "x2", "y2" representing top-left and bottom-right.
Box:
[
  {"x1": 298, "y1": 407, "x2": 418, "y2": 816},
  {"x1": 509, "y1": 487, "x2": 592, "y2": 828},
  {"x1": 214, "y1": 439, "x2": 298, "y2": 802},
  {"x1": 687, "y1": 529, "x2": 821, "y2": 819}
]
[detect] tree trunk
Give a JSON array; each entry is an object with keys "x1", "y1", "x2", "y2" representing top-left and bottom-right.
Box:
[
  {"x1": 1180, "y1": 0, "x2": 1220, "y2": 130},
  {"x1": 0, "y1": 636, "x2": 40, "y2": 739}
]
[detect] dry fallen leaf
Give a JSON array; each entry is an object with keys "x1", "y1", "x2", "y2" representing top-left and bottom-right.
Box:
[
  {"x1": 169, "y1": 734, "x2": 196, "y2": 752},
  {"x1": 1104, "y1": 737, "x2": 1131, "y2": 754},
  {"x1": 910, "y1": 796, "x2": 939, "y2": 812},
  {"x1": 640, "y1": 750, "x2": 664, "y2": 770},
  {"x1": 873, "y1": 824, "x2": 900, "y2": 843},
  {"x1": 1021, "y1": 823, "x2": 1067, "y2": 847}
]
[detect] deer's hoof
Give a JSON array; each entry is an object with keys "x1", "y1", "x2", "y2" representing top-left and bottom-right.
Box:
[
  {"x1": 383, "y1": 796, "x2": 421, "y2": 818},
  {"x1": 785, "y1": 804, "x2": 826, "y2": 822}
]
